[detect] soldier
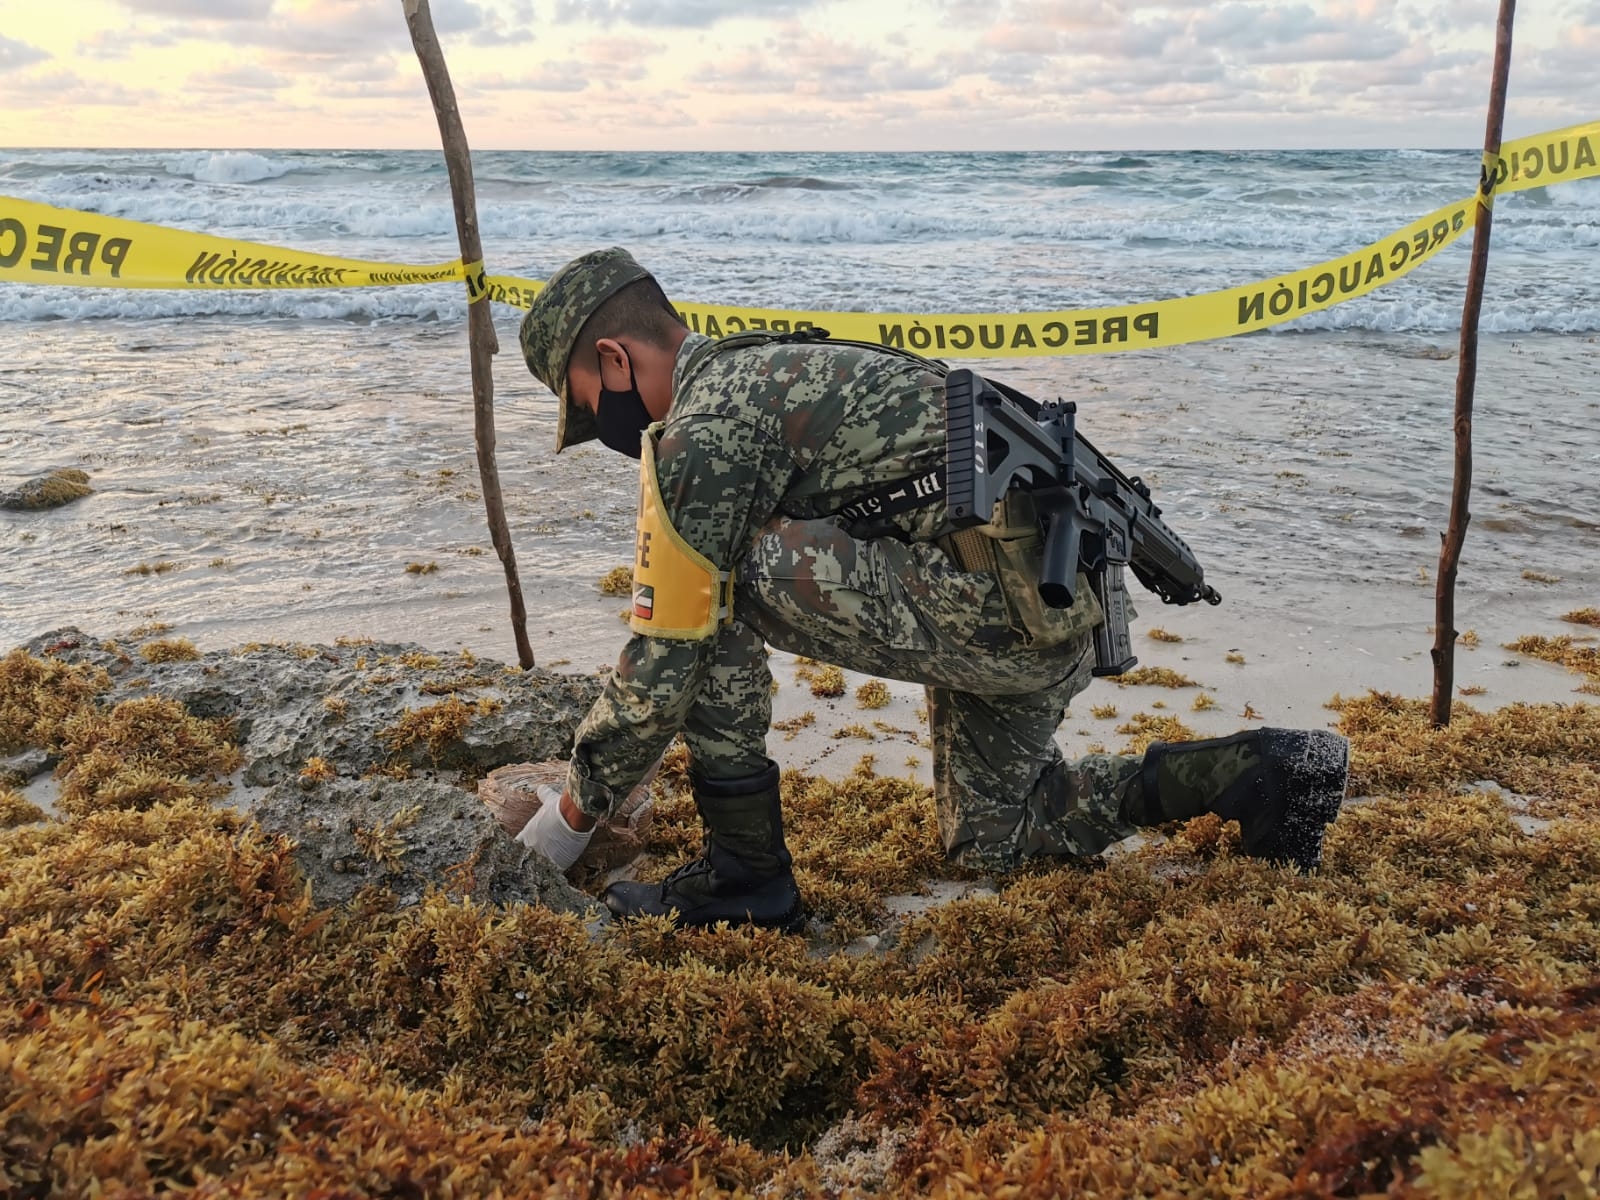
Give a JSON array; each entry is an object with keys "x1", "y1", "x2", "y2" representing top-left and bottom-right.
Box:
[{"x1": 514, "y1": 247, "x2": 1348, "y2": 933}]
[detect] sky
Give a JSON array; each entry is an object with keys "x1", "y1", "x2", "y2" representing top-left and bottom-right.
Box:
[{"x1": 0, "y1": 0, "x2": 1596, "y2": 151}]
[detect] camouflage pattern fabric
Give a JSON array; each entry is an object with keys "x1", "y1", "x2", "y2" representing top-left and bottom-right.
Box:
[
  {"x1": 927, "y1": 686, "x2": 1147, "y2": 872},
  {"x1": 736, "y1": 515, "x2": 1145, "y2": 871},
  {"x1": 517, "y1": 247, "x2": 652, "y2": 452},
  {"x1": 565, "y1": 332, "x2": 1138, "y2": 870}
]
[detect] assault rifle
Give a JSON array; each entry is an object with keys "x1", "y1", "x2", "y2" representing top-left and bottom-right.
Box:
[{"x1": 943, "y1": 368, "x2": 1221, "y2": 676}]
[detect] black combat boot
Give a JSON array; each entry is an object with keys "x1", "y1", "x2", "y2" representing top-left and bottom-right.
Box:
[
  {"x1": 603, "y1": 759, "x2": 804, "y2": 932},
  {"x1": 1120, "y1": 728, "x2": 1349, "y2": 871}
]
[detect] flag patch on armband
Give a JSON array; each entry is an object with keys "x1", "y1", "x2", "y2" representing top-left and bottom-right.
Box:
[{"x1": 632, "y1": 585, "x2": 654, "y2": 620}]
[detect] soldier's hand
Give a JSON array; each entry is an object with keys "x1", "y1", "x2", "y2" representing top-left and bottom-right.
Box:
[{"x1": 515, "y1": 785, "x2": 595, "y2": 871}]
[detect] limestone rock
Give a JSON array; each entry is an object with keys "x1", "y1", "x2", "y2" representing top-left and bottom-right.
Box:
[
  {"x1": 0, "y1": 748, "x2": 52, "y2": 788},
  {"x1": 16, "y1": 629, "x2": 604, "y2": 787},
  {"x1": 246, "y1": 775, "x2": 600, "y2": 915},
  {"x1": 2, "y1": 468, "x2": 93, "y2": 511},
  {"x1": 11, "y1": 627, "x2": 610, "y2": 914}
]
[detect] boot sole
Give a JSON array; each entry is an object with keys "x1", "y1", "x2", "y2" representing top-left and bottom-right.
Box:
[
  {"x1": 603, "y1": 882, "x2": 807, "y2": 935},
  {"x1": 1253, "y1": 729, "x2": 1349, "y2": 871},
  {"x1": 674, "y1": 903, "x2": 807, "y2": 935},
  {"x1": 609, "y1": 904, "x2": 808, "y2": 936},
  {"x1": 751, "y1": 904, "x2": 807, "y2": 935}
]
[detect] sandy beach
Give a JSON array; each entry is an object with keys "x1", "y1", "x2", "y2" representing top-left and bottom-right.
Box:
[
  {"x1": 7, "y1": 365, "x2": 1599, "y2": 1197},
  {"x1": 8, "y1": 569, "x2": 1592, "y2": 822},
  {"x1": 7, "y1": 321, "x2": 1594, "y2": 794},
  {"x1": 760, "y1": 589, "x2": 1597, "y2": 790},
  {"x1": 6, "y1": 572, "x2": 1598, "y2": 1197},
  {"x1": 5, "y1": 141, "x2": 1599, "y2": 1197}
]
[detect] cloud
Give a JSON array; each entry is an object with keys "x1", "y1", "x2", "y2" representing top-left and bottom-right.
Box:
[
  {"x1": 270, "y1": 2, "x2": 417, "y2": 57},
  {"x1": 1303, "y1": 41, "x2": 1455, "y2": 89},
  {"x1": 0, "y1": 68, "x2": 157, "y2": 109},
  {"x1": 302, "y1": 51, "x2": 419, "y2": 97},
  {"x1": 75, "y1": 28, "x2": 180, "y2": 60},
  {"x1": 1189, "y1": 3, "x2": 1409, "y2": 63},
  {"x1": 477, "y1": 60, "x2": 593, "y2": 90},
  {"x1": 467, "y1": 26, "x2": 535, "y2": 45},
  {"x1": 580, "y1": 32, "x2": 665, "y2": 61},
  {"x1": 952, "y1": 0, "x2": 1420, "y2": 102},
  {"x1": 691, "y1": 47, "x2": 864, "y2": 95},
  {"x1": 11, "y1": 0, "x2": 1592, "y2": 152},
  {"x1": 554, "y1": 0, "x2": 819, "y2": 27},
  {"x1": 691, "y1": 32, "x2": 961, "y2": 99},
  {"x1": 1003, "y1": 0, "x2": 1127, "y2": 33},
  {"x1": 334, "y1": 61, "x2": 401, "y2": 87},
  {"x1": 972, "y1": 49, "x2": 1056, "y2": 86},
  {"x1": 1246, "y1": 28, "x2": 1411, "y2": 64},
  {"x1": 115, "y1": 0, "x2": 272, "y2": 17},
  {"x1": 459, "y1": 0, "x2": 536, "y2": 42},
  {"x1": 317, "y1": 78, "x2": 427, "y2": 99},
  {"x1": 129, "y1": 0, "x2": 496, "y2": 59},
  {"x1": 1061, "y1": 51, "x2": 1238, "y2": 104},
  {"x1": 1413, "y1": 0, "x2": 1497, "y2": 31},
  {"x1": 1303, "y1": 43, "x2": 1487, "y2": 115},
  {"x1": 1516, "y1": 21, "x2": 1600, "y2": 99},
  {"x1": 1192, "y1": 3, "x2": 1330, "y2": 48},
  {"x1": 1003, "y1": 0, "x2": 1213, "y2": 30},
  {"x1": 1074, "y1": 14, "x2": 1189, "y2": 57},
  {"x1": 0, "y1": 35, "x2": 50, "y2": 72},
  {"x1": 981, "y1": 23, "x2": 1063, "y2": 54},
  {"x1": 617, "y1": 0, "x2": 1571, "y2": 148},
  {"x1": 188, "y1": 63, "x2": 290, "y2": 90},
  {"x1": 973, "y1": 14, "x2": 1172, "y2": 61}
]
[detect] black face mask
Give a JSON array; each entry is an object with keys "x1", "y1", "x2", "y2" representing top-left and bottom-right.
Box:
[{"x1": 594, "y1": 355, "x2": 652, "y2": 459}]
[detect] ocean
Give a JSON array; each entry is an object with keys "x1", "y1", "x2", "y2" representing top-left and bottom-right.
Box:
[{"x1": 2, "y1": 146, "x2": 1597, "y2": 670}]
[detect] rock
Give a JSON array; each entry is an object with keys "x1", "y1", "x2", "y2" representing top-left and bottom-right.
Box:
[
  {"x1": 18, "y1": 630, "x2": 604, "y2": 787},
  {"x1": 11, "y1": 627, "x2": 611, "y2": 914},
  {"x1": 246, "y1": 775, "x2": 601, "y2": 915},
  {"x1": 1, "y1": 468, "x2": 93, "y2": 511},
  {"x1": 0, "y1": 748, "x2": 52, "y2": 788},
  {"x1": 15, "y1": 628, "x2": 132, "y2": 676}
]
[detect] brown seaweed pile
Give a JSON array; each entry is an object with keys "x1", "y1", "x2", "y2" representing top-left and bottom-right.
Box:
[
  {"x1": 3, "y1": 640, "x2": 1599, "y2": 1197},
  {"x1": 1505, "y1": 634, "x2": 1600, "y2": 691}
]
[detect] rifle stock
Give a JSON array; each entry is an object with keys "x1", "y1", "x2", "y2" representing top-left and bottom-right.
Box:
[{"x1": 943, "y1": 367, "x2": 1221, "y2": 676}]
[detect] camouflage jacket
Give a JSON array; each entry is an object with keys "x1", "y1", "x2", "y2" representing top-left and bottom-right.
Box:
[{"x1": 566, "y1": 332, "x2": 953, "y2": 815}]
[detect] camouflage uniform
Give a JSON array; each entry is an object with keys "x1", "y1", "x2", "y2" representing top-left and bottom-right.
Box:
[{"x1": 563, "y1": 332, "x2": 1145, "y2": 872}]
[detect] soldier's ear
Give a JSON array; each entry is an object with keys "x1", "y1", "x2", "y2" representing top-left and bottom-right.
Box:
[{"x1": 595, "y1": 338, "x2": 631, "y2": 381}]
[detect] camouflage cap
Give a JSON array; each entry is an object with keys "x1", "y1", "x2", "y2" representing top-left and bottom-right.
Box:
[{"x1": 519, "y1": 247, "x2": 654, "y2": 452}]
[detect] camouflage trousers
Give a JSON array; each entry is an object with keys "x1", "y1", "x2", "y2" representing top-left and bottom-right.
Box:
[{"x1": 735, "y1": 516, "x2": 1146, "y2": 872}]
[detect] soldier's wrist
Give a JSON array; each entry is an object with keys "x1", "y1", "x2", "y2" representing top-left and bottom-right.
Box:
[{"x1": 559, "y1": 791, "x2": 597, "y2": 832}]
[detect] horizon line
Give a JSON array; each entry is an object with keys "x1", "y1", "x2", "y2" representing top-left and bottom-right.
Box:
[{"x1": 1, "y1": 142, "x2": 1490, "y2": 155}]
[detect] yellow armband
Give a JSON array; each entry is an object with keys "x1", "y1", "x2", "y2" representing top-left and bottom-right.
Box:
[{"x1": 629, "y1": 425, "x2": 734, "y2": 640}]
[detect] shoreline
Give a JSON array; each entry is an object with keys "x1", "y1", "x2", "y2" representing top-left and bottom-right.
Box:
[
  {"x1": 7, "y1": 573, "x2": 1593, "y2": 801},
  {"x1": 5, "y1": 327, "x2": 1598, "y2": 669}
]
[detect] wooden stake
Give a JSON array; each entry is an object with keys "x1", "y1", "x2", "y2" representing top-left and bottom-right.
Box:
[
  {"x1": 402, "y1": 0, "x2": 534, "y2": 669},
  {"x1": 1431, "y1": 0, "x2": 1517, "y2": 726}
]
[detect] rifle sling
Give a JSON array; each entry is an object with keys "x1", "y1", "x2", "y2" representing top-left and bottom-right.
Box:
[{"x1": 834, "y1": 465, "x2": 948, "y2": 525}]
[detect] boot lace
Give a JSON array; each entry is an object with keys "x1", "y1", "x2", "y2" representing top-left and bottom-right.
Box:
[{"x1": 661, "y1": 857, "x2": 714, "y2": 889}]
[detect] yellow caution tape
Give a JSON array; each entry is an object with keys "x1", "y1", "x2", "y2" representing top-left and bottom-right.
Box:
[
  {"x1": 462, "y1": 258, "x2": 488, "y2": 304},
  {"x1": 1493, "y1": 120, "x2": 1597, "y2": 190},
  {"x1": 483, "y1": 120, "x2": 1600, "y2": 356},
  {"x1": 0, "y1": 196, "x2": 464, "y2": 290},
  {"x1": 3, "y1": 120, "x2": 1596, "y2": 358},
  {"x1": 1479, "y1": 151, "x2": 1500, "y2": 210}
]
